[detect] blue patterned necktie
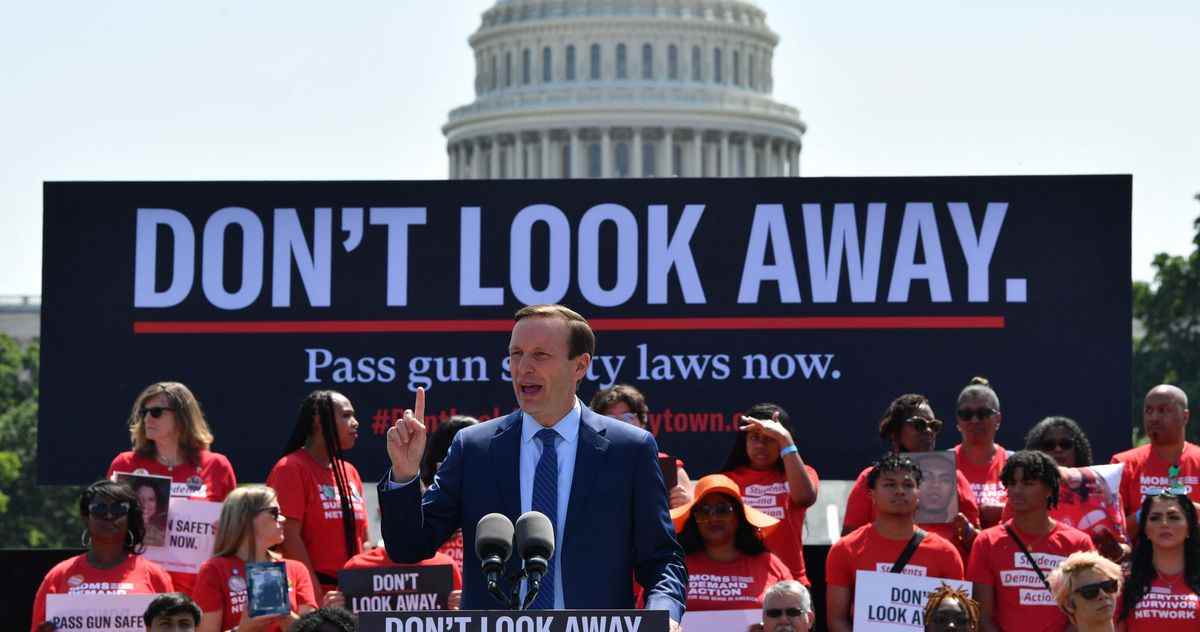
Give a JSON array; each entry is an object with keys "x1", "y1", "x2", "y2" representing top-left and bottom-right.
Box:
[{"x1": 530, "y1": 427, "x2": 559, "y2": 609}]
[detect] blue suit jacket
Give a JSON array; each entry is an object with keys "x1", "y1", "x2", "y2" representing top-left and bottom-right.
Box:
[{"x1": 379, "y1": 406, "x2": 687, "y2": 620}]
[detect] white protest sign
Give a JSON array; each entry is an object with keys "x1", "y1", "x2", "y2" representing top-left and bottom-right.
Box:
[
  {"x1": 680, "y1": 608, "x2": 760, "y2": 632},
  {"x1": 45, "y1": 593, "x2": 157, "y2": 632},
  {"x1": 853, "y1": 570, "x2": 972, "y2": 631},
  {"x1": 142, "y1": 498, "x2": 221, "y2": 575}
]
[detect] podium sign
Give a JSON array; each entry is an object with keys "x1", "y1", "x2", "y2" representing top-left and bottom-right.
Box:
[{"x1": 357, "y1": 610, "x2": 669, "y2": 632}]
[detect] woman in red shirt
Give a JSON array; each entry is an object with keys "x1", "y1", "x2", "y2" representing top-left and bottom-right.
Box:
[
  {"x1": 193, "y1": 485, "x2": 317, "y2": 632},
  {"x1": 671, "y1": 474, "x2": 792, "y2": 612},
  {"x1": 267, "y1": 390, "x2": 368, "y2": 600},
  {"x1": 1117, "y1": 492, "x2": 1200, "y2": 632},
  {"x1": 31, "y1": 480, "x2": 173, "y2": 632},
  {"x1": 953, "y1": 377, "x2": 1008, "y2": 527}
]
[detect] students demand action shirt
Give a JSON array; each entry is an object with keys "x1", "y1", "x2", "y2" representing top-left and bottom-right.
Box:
[
  {"x1": 842, "y1": 464, "x2": 981, "y2": 556},
  {"x1": 1119, "y1": 573, "x2": 1200, "y2": 631},
  {"x1": 1110, "y1": 442, "x2": 1200, "y2": 516},
  {"x1": 826, "y1": 524, "x2": 964, "y2": 592},
  {"x1": 683, "y1": 551, "x2": 792, "y2": 612},
  {"x1": 965, "y1": 519, "x2": 1093, "y2": 632},
  {"x1": 30, "y1": 553, "x2": 174, "y2": 632},
  {"x1": 193, "y1": 556, "x2": 317, "y2": 632},
  {"x1": 724, "y1": 464, "x2": 820, "y2": 584}
]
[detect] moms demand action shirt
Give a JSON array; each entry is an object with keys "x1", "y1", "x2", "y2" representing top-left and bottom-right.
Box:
[
  {"x1": 825, "y1": 524, "x2": 964, "y2": 590},
  {"x1": 1110, "y1": 443, "x2": 1200, "y2": 516},
  {"x1": 965, "y1": 520, "x2": 1093, "y2": 632},
  {"x1": 31, "y1": 554, "x2": 173, "y2": 631},
  {"x1": 683, "y1": 551, "x2": 792, "y2": 611},
  {"x1": 1120, "y1": 575, "x2": 1200, "y2": 632},
  {"x1": 193, "y1": 556, "x2": 317, "y2": 632}
]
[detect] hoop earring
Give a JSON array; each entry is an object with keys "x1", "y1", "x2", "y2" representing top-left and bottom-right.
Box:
[
  {"x1": 80, "y1": 529, "x2": 91, "y2": 549},
  {"x1": 126, "y1": 529, "x2": 135, "y2": 549}
]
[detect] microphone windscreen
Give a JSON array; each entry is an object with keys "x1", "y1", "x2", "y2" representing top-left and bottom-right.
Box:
[
  {"x1": 475, "y1": 513, "x2": 514, "y2": 561},
  {"x1": 514, "y1": 511, "x2": 555, "y2": 560}
]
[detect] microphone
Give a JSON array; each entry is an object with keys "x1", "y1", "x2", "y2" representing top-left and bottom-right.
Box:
[
  {"x1": 475, "y1": 513, "x2": 514, "y2": 607},
  {"x1": 514, "y1": 511, "x2": 555, "y2": 610}
]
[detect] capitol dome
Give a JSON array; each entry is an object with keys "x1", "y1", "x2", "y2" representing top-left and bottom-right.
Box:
[{"x1": 443, "y1": 0, "x2": 805, "y2": 179}]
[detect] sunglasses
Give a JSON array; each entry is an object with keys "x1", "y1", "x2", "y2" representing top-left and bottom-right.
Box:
[
  {"x1": 956, "y1": 407, "x2": 997, "y2": 421},
  {"x1": 1038, "y1": 438, "x2": 1075, "y2": 452},
  {"x1": 904, "y1": 417, "x2": 943, "y2": 433},
  {"x1": 693, "y1": 502, "x2": 736, "y2": 520},
  {"x1": 139, "y1": 406, "x2": 175, "y2": 419},
  {"x1": 616, "y1": 412, "x2": 642, "y2": 425},
  {"x1": 1074, "y1": 579, "x2": 1118, "y2": 600},
  {"x1": 764, "y1": 608, "x2": 805, "y2": 618},
  {"x1": 88, "y1": 501, "x2": 131, "y2": 518},
  {"x1": 257, "y1": 507, "x2": 282, "y2": 520},
  {"x1": 930, "y1": 612, "x2": 970, "y2": 626}
]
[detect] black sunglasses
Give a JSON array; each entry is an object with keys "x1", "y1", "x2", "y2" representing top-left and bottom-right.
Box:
[
  {"x1": 139, "y1": 406, "x2": 175, "y2": 419},
  {"x1": 1039, "y1": 438, "x2": 1075, "y2": 452},
  {"x1": 764, "y1": 608, "x2": 805, "y2": 618},
  {"x1": 257, "y1": 507, "x2": 282, "y2": 520},
  {"x1": 1074, "y1": 579, "x2": 1118, "y2": 600},
  {"x1": 956, "y1": 407, "x2": 997, "y2": 421},
  {"x1": 88, "y1": 501, "x2": 131, "y2": 518},
  {"x1": 904, "y1": 417, "x2": 943, "y2": 433},
  {"x1": 930, "y1": 612, "x2": 970, "y2": 626}
]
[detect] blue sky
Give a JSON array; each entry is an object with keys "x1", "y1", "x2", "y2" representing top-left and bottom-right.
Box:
[{"x1": 2, "y1": 1, "x2": 1196, "y2": 295}]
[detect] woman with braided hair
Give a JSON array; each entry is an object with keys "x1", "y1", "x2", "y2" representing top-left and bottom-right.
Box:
[
  {"x1": 924, "y1": 584, "x2": 981, "y2": 632},
  {"x1": 267, "y1": 390, "x2": 368, "y2": 601}
]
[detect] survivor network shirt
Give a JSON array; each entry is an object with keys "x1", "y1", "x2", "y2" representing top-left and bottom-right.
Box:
[
  {"x1": 107, "y1": 449, "x2": 238, "y2": 502},
  {"x1": 684, "y1": 551, "x2": 792, "y2": 612},
  {"x1": 1121, "y1": 574, "x2": 1200, "y2": 631},
  {"x1": 266, "y1": 449, "x2": 368, "y2": 584},
  {"x1": 725, "y1": 464, "x2": 820, "y2": 584},
  {"x1": 193, "y1": 556, "x2": 317, "y2": 632},
  {"x1": 843, "y1": 464, "x2": 980, "y2": 556},
  {"x1": 954, "y1": 444, "x2": 1008, "y2": 509},
  {"x1": 343, "y1": 548, "x2": 464, "y2": 590},
  {"x1": 1111, "y1": 443, "x2": 1200, "y2": 516},
  {"x1": 826, "y1": 524, "x2": 964, "y2": 593},
  {"x1": 30, "y1": 553, "x2": 173, "y2": 631},
  {"x1": 965, "y1": 520, "x2": 1093, "y2": 632}
]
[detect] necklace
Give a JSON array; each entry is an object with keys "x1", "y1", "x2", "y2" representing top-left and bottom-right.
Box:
[{"x1": 156, "y1": 453, "x2": 177, "y2": 469}]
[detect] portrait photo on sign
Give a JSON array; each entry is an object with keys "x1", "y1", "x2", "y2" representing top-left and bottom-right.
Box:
[
  {"x1": 114, "y1": 472, "x2": 172, "y2": 547},
  {"x1": 910, "y1": 451, "x2": 958, "y2": 524}
]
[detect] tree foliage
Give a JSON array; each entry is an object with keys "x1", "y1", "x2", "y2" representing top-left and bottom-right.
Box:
[
  {"x1": 0, "y1": 335, "x2": 82, "y2": 548},
  {"x1": 1132, "y1": 203, "x2": 1200, "y2": 444}
]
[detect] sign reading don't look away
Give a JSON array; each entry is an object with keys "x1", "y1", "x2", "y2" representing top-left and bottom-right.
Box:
[{"x1": 40, "y1": 177, "x2": 1131, "y2": 483}]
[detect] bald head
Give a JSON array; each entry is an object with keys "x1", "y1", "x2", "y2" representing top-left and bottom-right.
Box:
[
  {"x1": 1143, "y1": 384, "x2": 1190, "y2": 447},
  {"x1": 1146, "y1": 384, "x2": 1189, "y2": 409}
]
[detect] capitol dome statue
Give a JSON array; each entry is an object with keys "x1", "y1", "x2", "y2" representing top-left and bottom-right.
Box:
[{"x1": 444, "y1": 0, "x2": 805, "y2": 179}]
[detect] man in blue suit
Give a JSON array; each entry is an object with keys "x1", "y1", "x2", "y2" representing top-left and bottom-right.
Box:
[{"x1": 381, "y1": 304, "x2": 687, "y2": 629}]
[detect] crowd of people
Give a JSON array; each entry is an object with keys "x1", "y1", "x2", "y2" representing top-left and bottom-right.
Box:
[{"x1": 26, "y1": 304, "x2": 1200, "y2": 632}]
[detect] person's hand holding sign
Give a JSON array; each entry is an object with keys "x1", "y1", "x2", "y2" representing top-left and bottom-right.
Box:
[{"x1": 387, "y1": 387, "x2": 428, "y2": 483}]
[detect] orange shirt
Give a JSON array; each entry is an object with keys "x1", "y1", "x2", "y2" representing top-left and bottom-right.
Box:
[
  {"x1": 1121, "y1": 574, "x2": 1200, "y2": 631},
  {"x1": 965, "y1": 520, "x2": 1093, "y2": 632},
  {"x1": 684, "y1": 551, "x2": 792, "y2": 612},
  {"x1": 193, "y1": 556, "x2": 317, "y2": 632},
  {"x1": 1110, "y1": 443, "x2": 1200, "y2": 516},
  {"x1": 953, "y1": 444, "x2": 1008, "y2": 509},
  {"x1": 826, "y1": 524, "x2": 964, "y2": 591},
  {"x1": 266, "y1": 449, "x2": 368, "y2": 584},
  {"x1": 30, "y1": 553, "x2": 173, "y2": 632},
  {"x1": 724, "y1": 464, "x2": 819, "y2": 584},
  {"x1": 842, "y1": 464, "x2": 980, "y2": 556}
]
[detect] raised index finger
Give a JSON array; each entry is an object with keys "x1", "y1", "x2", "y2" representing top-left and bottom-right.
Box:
[{"x1": 414, "y1": 386, "x2": 426, "y2": 421}]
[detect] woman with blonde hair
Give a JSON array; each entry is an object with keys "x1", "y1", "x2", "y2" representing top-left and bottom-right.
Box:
[
  {"x1": 1048, "y1": 551, "x2": 1121, "y2": 632},
  {"x1": 192, "y1": 486, "x2": 317, "y2": 632}
]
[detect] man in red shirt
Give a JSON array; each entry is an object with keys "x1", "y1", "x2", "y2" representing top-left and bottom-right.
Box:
[
  {"x1": 967, "y1": 451, "x2": 1094, "y2": 632},
  {"x1": 1111, "y1": 384, "x2": 1199, "y2": 539},
  {"x1": 826, "y1": 454, "x2": 964, "y2": 632}
]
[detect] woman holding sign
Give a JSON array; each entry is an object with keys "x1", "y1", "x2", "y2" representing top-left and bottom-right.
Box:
[
  {"x1": 193, "y1": 485, "x2": 317, "y2": 632},
  {"x1": 1116, "y1": 492, "x2": 1200, "y2": 632},
  {"x1": 30, "y1": 480, "x2": 174, "y2": 632}
]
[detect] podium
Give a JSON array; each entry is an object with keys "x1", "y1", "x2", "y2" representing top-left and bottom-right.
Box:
[{"x1": 358, "y1": 610, "x2": 669, "y2": 632}]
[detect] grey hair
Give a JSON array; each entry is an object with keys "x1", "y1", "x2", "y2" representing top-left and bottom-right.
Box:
[
  {"x1": 763, "y1": 580, "x2": 812, "y2": 613},
  {"x1": 957, "y1": 376, "x2": 1000, "y2": 410}
]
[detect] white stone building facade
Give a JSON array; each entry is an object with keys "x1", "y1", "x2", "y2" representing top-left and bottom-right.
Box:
[{"x1": 444, "y1": 0, "x2": 805, "y2": 179}]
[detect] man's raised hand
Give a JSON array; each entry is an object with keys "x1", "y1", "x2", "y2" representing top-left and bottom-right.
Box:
[{"x1": 387, "y1": 387, "x2": 427, "y2": 482}]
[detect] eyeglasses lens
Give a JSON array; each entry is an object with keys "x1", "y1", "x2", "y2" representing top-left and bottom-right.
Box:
[
  {"x1": 260, "y1": 507, "x2": 281, "y2": 519},
  {"x1": 956, "y1": 408, "x2": 995, "y2": 421},
  {"x1": 764, "y1": 608, "x2": 803, "y2": 618},
  {"x1": 1076, "y1": 580, "x2": 1118, "y2": 600},
  {"x1": 1039, "y1": 439, "x2": 1075, "y2": 451},
  {"x1": 905, "y1": 417, "x2": 943, "y2": 433},
  {"x1": 88, "y1": 501, "x2": 130, "y2": 517},
  {"x1": 139, "y1": 406, "x2": 172, "y2": 419},
  {"x1": 695, "y1": 503, "x2": 735, "y2": 519},
  {"x1": 932, "y1": 613, "x2": 969, "y2": 626}
]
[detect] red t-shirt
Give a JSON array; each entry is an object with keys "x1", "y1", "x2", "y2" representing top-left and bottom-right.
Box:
[
  {"x1": 724, "y1": 464, "x2": 820, "y2": 584},
  {"x1": 954, "y1": 444, "x2": 1008, "y2": 509},
  {"x1": 1110, "y1": 443, "x2": 1200, "y2": 516},
  {"x1": 965, "y1": 520, "x2": 1094, "y2": 632},
  {"x1": 193, "y1": 556, "x2": 317, "y2": 632},
  {"x1": 30, "y1": 553, "x2": 173, "y2": 631},
  {"x1": 435, "y1": 530, "x2": 465, "y2": 580},
  {"x1": 826, "y1": 524, "x2": 964, "y2": 591},
  {"x1": 343, "y1": 548, "x2": 464, "y2": 590},
  {"x1": 108, "y1": 449, "x2": 237, "y2": 595},
  {"x1": 842, "y1": 464, "x2": 980, "y2": 556},
  {"x1": 266, "y1": 449, "x2": 368, "y2": 584},
  {"x1": 1120, "y1": 574, "x2": 1200, "y2": 631},
  {"x1": 684, "y1": 551, "x2": 792, "y2": 612}
]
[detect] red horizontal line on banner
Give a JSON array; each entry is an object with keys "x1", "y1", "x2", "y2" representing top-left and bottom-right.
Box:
[{"x1": 133, "y1": 316, "x2": 1005, "y2": 334}]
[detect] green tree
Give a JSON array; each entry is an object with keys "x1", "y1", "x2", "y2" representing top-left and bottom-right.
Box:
[
  {"x1": 0, "y1": 335, "x2": 83, "y2": 548},
  {"x1": 1132, "y1": 201, "x2": 1200, "y2": 444}
]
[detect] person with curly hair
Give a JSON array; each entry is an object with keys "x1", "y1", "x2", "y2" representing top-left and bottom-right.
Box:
[
  {"x1": 289, "y1": 606, "x2": 357, "y2": 632},
  {"x1": 30, "y1": 481, "x2": 173, "y2": 632},
  {"x1": 1026, "y1": 416, "x2": 1093, "y2": 469},
  {"x1": 1049, "y1": 551, "x2": 1121, "y2": 632},
  {"x1": 1117, "y1": 492, "x2": 1200, "y2": 632},
  {"x1": 924, "y1": 584, "x2": 981, "y2": 632}
]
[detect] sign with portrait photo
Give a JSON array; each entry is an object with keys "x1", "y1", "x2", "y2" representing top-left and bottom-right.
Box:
[
  {"x1": 910, "y1": 451, "x2": 958, "y2": 524},
  {"x1": 113, "y1": 472, "x2": 172, "y2": 548}
]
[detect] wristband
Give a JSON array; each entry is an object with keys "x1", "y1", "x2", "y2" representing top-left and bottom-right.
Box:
[{"x1": 779, "y1": 444, "x2": 799, "y2": 457}]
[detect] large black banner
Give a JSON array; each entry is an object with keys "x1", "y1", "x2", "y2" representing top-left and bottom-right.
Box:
[{"x1": 40, "y1": 176, "x2": 1131, "y2": 484}]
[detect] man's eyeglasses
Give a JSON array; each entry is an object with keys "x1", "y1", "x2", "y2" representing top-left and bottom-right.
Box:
[
  {"x1": 88, "y1": 501, "x2": 131, "y2": 518},
  {"x1": 1038, "y1": 439, "x2": 1075, "y2": 452},
  {"x1": 956, "y1": 407, "x2": 997, "y2": 421},
  {"x1": 1074, "y1": 579, "x2": 1118, "y2": 600},
  {"x1": 139, "y1": 406, "x2": 176, "y2": 419},
  {"x1": 693, "y1": 503, "x2": 736, "y2": 520},
  {"x1": 257, "y1": 507, "x2": 282, "y2": 520},
  {"x1": 764, "y1": 608, "x2": 805, "y2": 618},
  {"x1": 903, "y1": 417, "x2": 943, "y2": 433}
]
